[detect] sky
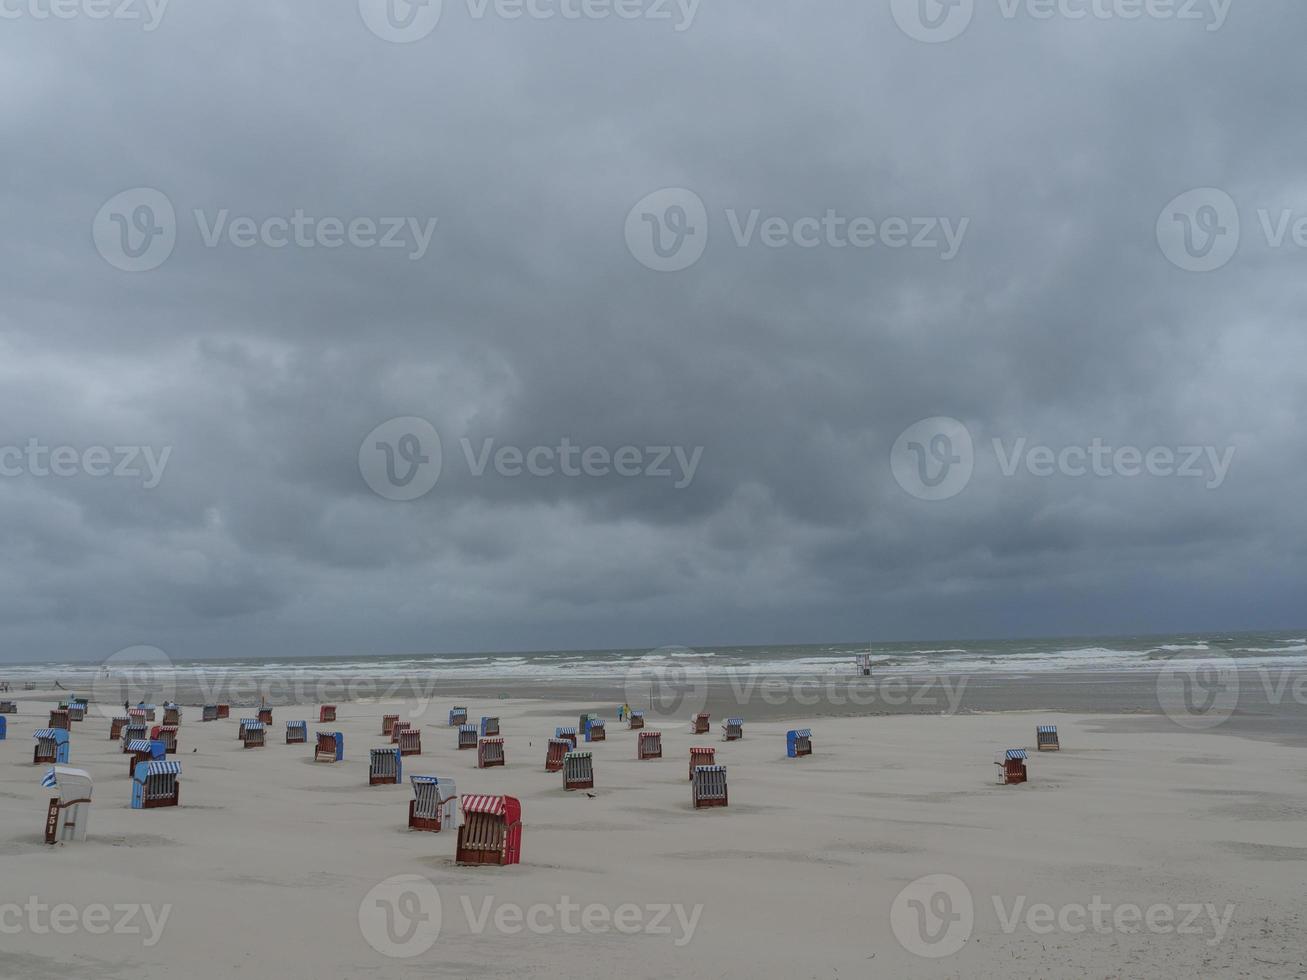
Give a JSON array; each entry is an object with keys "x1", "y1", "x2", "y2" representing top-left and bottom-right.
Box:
[{"x1": 0, "y1": 0, "x2": 1303, "y2": 663}]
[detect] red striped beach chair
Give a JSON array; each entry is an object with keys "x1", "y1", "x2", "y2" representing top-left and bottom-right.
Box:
[
  {"x1": 49, "y1": 709, "x2": 70, "y2": 731},
  {"x1": 689, "y1": 746, "x2": 715, "y2": 780},
  {"x1": 382, "y1": 714, "x2": 399, "y2": 736},
  {"x1": 286, "y1": 720, "x2": 307, "y2": 744},
  {"x1": 722, "y1": 717, "x2": 744, "y2": 741},
  {"x1": 128, "y1": 707, "x2": 148, "y2": 725},
  {"x1": 477, "y1": 737, "x2": 505, "y2": 768},
  {"x1": 457, "y1": 724, "x2": 478, "y2": 750},
  {"x1": 996, "y1": 749, "x2": 1028, "y2": 785},
  {"x1": 150, "y1": 725, "x2": 178, "y2": 754},
  {"x1": 408, "y1": 776, "x2": 458, "y2": 832},
  {"x1": 637, "y1": 731, "x2": 662, "y2": 760},
  {"x1": 544, "y1": 738, "x2": 569, "y2": 772},
  {"x1": 109, "y1": 716, "x2": 129, "y2": 740},
  {"x1": 398, "y1": 728, "x2": 422, "y2": 757},
  {"x1": 456, "y1": 795, "x2": 522, "y2": 866},
  {"x1": 319, "y1": 705, "x2": 336, "y2": 723},
  {"x1": 448, "y1": 706, "x2": 468, "y2": 727},
  {"x1": 138, "y1": 705, "x2": 157, "y2": 722},
  {"x1": 627, "y1": 710, "x2": 644, "y2": 729},
  {"x1": 316, "y1": 731, "x2": 344, "y2": 762},
  {"x1": 563, "y1": 751, "x2": 593, "y2": 790},
  {"x1": 692, "y1": 764, "x2": 728, "y2": 809},
  {"x1": 1036, "y1": 725, "x2": 1060, "y2": 751},
  {"x1": 131, "y1": 760, "x2": 181, "y2": 809},
  {"x1": 690, "y1": 712, "x2": 710, "y2": 735},
  {"x1": 241, "y1": 721, "x2": 266, "y2": 748},
  {"x1": 369, "y1": 747, "x2": 402, "y2": 785}
]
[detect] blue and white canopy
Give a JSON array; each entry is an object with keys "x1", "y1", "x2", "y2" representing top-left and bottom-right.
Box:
[
  {"x1": 410, "y1": 774, "x2": 440, "y2": 785},
  {"x1": 125, "y1": 739, "x2": 153, "y2": 752},
  {"x1": 694, "y1": 764, "x2": 726, "y2": 772},
  {"x1": 1036, "y1": 725, "x2": 1057, "y2": 735},
  {"x1": 287, "y1": 720, "x2": 307, "y2": 729},
  {"x1": 1005, "y1": 749, "x2": 1028, "y2": 760},
  {"x1": 790, "y1": 729, "x2": 812, "y2": 738},
  {"x1": 33, "y1": 729, "x2": 59, "y2": 739},
  {"x1": 142, "y1": 761, "x2": 181, "y2": 776},
  {"x1": 556, "y1": 727, "x2": 577, "y2": 736},
  {"x1": 243, "y1": 722, "x2": 265, "y2": 731},
  {"x1": 726, "y1": 717, "x2": 744, "y2": 725},
  {"x1": 458, "y1": 724, "x2": 477, "y2": 733}
]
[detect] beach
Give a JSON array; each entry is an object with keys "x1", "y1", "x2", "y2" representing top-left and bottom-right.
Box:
[{"x1": 2, "y1": 687, "x2": 1304, "y2": 979}]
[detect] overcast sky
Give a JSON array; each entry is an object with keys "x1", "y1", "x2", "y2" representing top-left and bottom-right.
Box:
[{"x1": 1, "y1": 1, "x2": 1303, "y2": 663}]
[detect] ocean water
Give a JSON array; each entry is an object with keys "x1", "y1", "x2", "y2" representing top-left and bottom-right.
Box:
[{"x1": 3, "y1": 631, "x2": 1304, "y2": 685}]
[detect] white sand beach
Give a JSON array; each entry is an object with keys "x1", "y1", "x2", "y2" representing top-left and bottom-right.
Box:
[{"x1": 2, "y1": 698, "x2": 1303, "y2": 979}]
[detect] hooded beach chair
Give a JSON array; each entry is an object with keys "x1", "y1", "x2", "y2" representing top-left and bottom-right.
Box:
[
  {"x1": 637, "y1": 730, "x2": 662, "y2": 760},
  {"x1": 286, "y1": 720, "x2": 307, "y2": 744},
  {"x1": 455, "y1": 794, "x2": 522, "y2": 866},
  {"x1": 369, "y1": 747, "x2": 402, "y2": 785},
  {"x1": 33, "y1": 729, "x2": 70, "y2": 765},
  {"x1": 138, "y1": 704, "x2": 157, "y2": 722},
  {"x1": 1036, "y1": 725, "x2": 1060, "y2": 751},
  {"x1": 131, "y1": 760, "x2": 181, "y2": 809},
  {"x1": 391, "y1": 721, "x2": 412, "y2": 744},
  {"x1": 215, "y1": 704, "x2": 230, "y2": 719},
  {"x1": 786, "y1": 729, "x2": 812, "y2": 758},
  {"x1": 562, "y1": 751, "x2": 593, "y2": 790},
  {"x1": 480, "y1": 716, "x2": 500, "y2": 737},
  {"x1": 66, "y1": 702, "x2": 86, "y2": 723},
  {"x1": 316, "y1": 731, "x2": 345, "y2": 762},
  {"x1": 257, "y1": 707, "x2": 273, "y2": 725},
  {"x1": 150, "y1": 725, "x2": 179, "y2": 754},
  {"x1": 457, "y1": 724, "x2": 478, "y2": 749},
  {"x1": 448, "y1": 706, "x2": 468, "y2": 727},
  {"x1": 689, "y1": 746, "x2": 716, "y2": 780},
  {"x1": 555, "y1": 727, "x2": 578, "y2": 749},
  {"x1": 42, "y1": 766, "x2": 93, "y2": 843},
  {"x1": 584, "y1": 718, "x2": 606, "y2": 742},
  {"x1": 121, "y1": 723, "x2": 147, "y2": 748},
  {"x1": 163, "y1": 704, "x2": 181, "y2": 726},
  {"x1": 722, "y1": 717, "x2": 744, "y2": 741},
  {"x1": 544, "y1": 738, "x2": 570, "y2": 772},
  {"x1": 202, "y1": 704, "x2": 218, "y2": 722},
  {"x1": 690, "y1": 712, "x2": 710, "y2": 735},
  {"x1": 408, "y1": 775, "x2": 459, "y2": 832},
  {"x1": 319, "y1": 705, "x2": 336, "y2": 723},
  {"x1": 126, "y1": 739, "x2": 166, "y2": 776},
  {"x1": 0, "y1": 699, "x2": 16, "y2": 713},
  {"x1": 49, "y1": 708, "x2": 70, "y2": 731},
  {"x1": 241, "y1": 721, "x2": 266, "y2": 748},
  {"x1": 996, "y1": 749, "x2": 1028, "y2": 785},
  {"x1": 128, "y1": 707, "x2": 148, "y2": 724},
  {"x1": 0, "y1": 716, "x2": 5, "y2": 740},
  {"x1": 398, "y1": 728, "x2": 422, "y2": 757},
  {"x1": 628, "y1": 710, "x2": 645, "y2": 730},
  {"x1": 477, "y1": 737, "x2": 505, "y2": 769},
  {"x1": 238, "y1": 718, "x2": 258, "y2": 740},
  {"x1": 692, "y1": 764, "x2": 728, "y2": 809},
  {"x1": 109, "y1": 716, "x2": 129, "y2": 740},
  {"x1": 382, "y1": 714, "x2": 400, "y2": 736}
]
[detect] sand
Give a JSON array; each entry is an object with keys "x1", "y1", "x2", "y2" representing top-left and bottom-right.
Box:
[{"x1": 1, "y1": 697, "x2": 1304, "y2": 979}]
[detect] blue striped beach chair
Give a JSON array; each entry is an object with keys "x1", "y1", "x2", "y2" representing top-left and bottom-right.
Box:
[
  {"x1": 584, "y1": 717, "x2": 606, "y2": 742},
  {"x1": 121, "y1": 723, "x2": 147, "y2": 749},
  {"x1": 126, "y1": 739, "x2": 166, "y2": 776},
  {"x1": 1036, "y1": 725, "x2": 1060, "y2": 751},
  {"x1": 131, "y1": 760, "x2": 181, "y2": 809},
  {"x1": 369, "y1": 747, "x2": 402, "y2": 785},
  {"x1": 692, "y1": 764, "x2": 728, "y2": 809},
  {"x1": 480, "y1": 716, "x2": 499, "y2": 737},
  {"x1": 408, "y1": 775, "x2": 458, "y2": 831},
  {"x1": 286, "y1": 720, "x2": 307, "y2": 744},
  {"x1": 563, "y1": 751, "x2": 593, "y2": 790},
  {"x1": 627, "y1": 710, "x2": 644, "y2": 730},
  {"x1": 996, "y1": 748, "x2": 1028, "y2": 784},
  {"x1": 448, "y1": 706, "x2": 468, "y2": 727},
  {"x1": 241, "y1": 721, "x2": 266, "y2": 748},
  {"x1": 202, "y1": 704, "x2": 219, "y2": 722},
  {"x1": 33, "y1": 729, "x2": 69, "y2": 765},
  {"x1": 457, "y1": 724, "x2": 478, "y2": 750},
  {"x1": 555, "y1": 726, "x2": 578, "y2": 749},
  {"x1": 722, "y1": 717, "x2": 744, "y2": 741},
  {"x1": 316, "y1": 731, "x2": 344, "y2": 762},
  {"x1": 786, "y1": 729, "x2": 812, "y2": 758},
  {"x1": 0, "y1": 716, "x2": 5, "y2": 740}
]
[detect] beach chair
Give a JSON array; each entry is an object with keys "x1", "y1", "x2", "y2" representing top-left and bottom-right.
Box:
[
  {"x1": 33, "y1": 729, "x2": 70, "y2": 765},
  {"x1": 369, "y1": 747, "x2": 402, "y2": 785},
  {"x1": 241, "y1": 721, "x2": 266, "y2": 748},
  {"x1": 690, "y1": 712, "x2": 710, "y2": 735},
  {"x1": 126, "y1": 739, "x2": 166, "y2": 776},
  {"x1": 319, "y1": 705, "x2": 336, "y2": 723},
  {"x1": 544, "y1": 738, "x2": 570, "y2": 772},
  {"x1": 856, "y1": 653, "x2": 873, "y2": 676},
  {"x1": 49, "y1": 708, "x2": 70, "y2": 731},
  {"x1": 0, "y1": 699, "x2": 16, "y2": 713},
  {"x1": 722, "y1": 717, "x2": 744, "y2": 741},
  {"x1": 150, "y1": 725, "x2": 179, "y2": 754},
  {"x1": 0, "y1": 716, "x2": 5, "y2": 740},
  {"x1": 163, "y1": 704, "x2": 181, "y2": 726},
  {"x1": 382, "y1": 714, "x2": 400, "y2": 736},
  {"x1": 257, "y1": 707, "x2": 273, "y2": 725},
  {"x1": 455, "y1": 795, "x2": 522, "y2": 867},
  {"x1": 286, "y1": 720, "x2": 307, "y2": 743},
  {"x1": 66, "y1": 702, "x2": 86, "y2": 723},
  {"x1": 138, "y1": 704, "x2": 157, "y2": 722},
  {"x1": 689, "y1": 746, "x2": 716, "y2": 780},
  {"x1": 1036, "y1": 725, "x2": 1060, "y2": 751},
  {"x1": 448, "y1": 706, "x2": 468, "y2": 727},
  {"x1": 131, "y1": 760, "x2": 181, "y2": 809},
  {"x1": 202, "y1": 704, "x2": 219, "y2": 722},
  {"x1": 238, "y1": 718, "x2": 257, "y2": 740},
  {"x1": 628, "y1": 710, "x2": 645, "y2": 730},
  {"x1": 555, "y1": 727, "x2": 578, "y2": 749},
  {"x1": 398, "y1": 729, "x2": 422, "y2": 757},
  {"x1": 316, "y1": 731, "x2": 345, "y2": 762},
  {"x1": 215, "y1": 704, "x2": 230, "y2": 719},
  {"x1": 121, "y1": 723, "x2": 147, "y2": 748},
  {"x1": 43, "y1": 766, "x2": 93, "y2": 843},
  {"x1": 408, "y1": 776, "x2": 458, "y2": 832},
  {"x1": 457, "y1": 724, "x2": 478, "y2": 750},
  {"x1": 996, "y1": 749, "x2": 1028, "y2": 785},
  {"x1": 584, "y1": 718, "x2": 606, "y2": 742},
  {"x1": 128, "y1": 706, "x2": 148, "y2": 724},
  {"x1": 637, "y1": 731, "x2": 662, "y2": 760},
  {"x1": 480, "y1": 716, "x2": 500, "y2": 737},
  {"x1": 562, "y1": 751, "x2": 593, "y2": 790},
  {"x1": 391, "y1": 721, "x2": 412, "y2": 744},
  {"x1": 477, "y1": 737, "x2": 505, "y2": 769},
  {"x1": 786, "y1": 729, "x2": 812, "y2": 758},
  {"x1": 109, "y1": 716, "x2": 129, "y2": 740},
  {"x1": 692, "y1": 764, "x2": 729, "y2": 809}
]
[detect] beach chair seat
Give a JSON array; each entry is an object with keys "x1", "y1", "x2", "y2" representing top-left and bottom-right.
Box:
[
  {"x1": 202, "y1": 704, "x2": 219, "y2": 722},
  {"x1": 382, "y1": 714, "x2": 400, "y2": 736},
  {"x1": 722, "y1": 717, "x2": 743, "y2": 741},
  {"x1": 128, "y1": 707, "x2": 148, "y2": 724},
  {"x1": 544, "y1": 738, "x2": 570, "y2": 772},
  {"x1": 1036, "y1": 725, "x2": 1060, "y2": 751},
  {"x1": 369, "y1": 747, "x2": 402, "y2": 785},
  {"x1": 43, "y1": 766, "x2": 93, "y2": 843},
  {"x1": 286, "y1": 720, "x2": 308, "y2": 744},
  {"x1": 241, "y1": 721, "x2": 266, "y2": 748},
  {"x1": 628, "y1": 710, "x2": 645, "y2": 729},
  {"x1": 786, "y1": 729, "x2": 813, "y2": 758},
  {"x1": 131, "y1": 760, "x2": 181, "y2": 809},
  {"x1": 162, "y1": 705, "x2": 181, "y2": 726},
  {"x1": 137, "y1": 705, "x2": 156, "y2": 722},
  {"x1": 109, "y1": 716, "x2": 129, "y2": 740},
  {"x1": 996, "y1": 749, "x2": 1028, "y2": 785},
  {"x1": 126, "y1": 739, "x2": 166, "y2": 776},
  {"x1": 448, "y1": 706, "x2": 468, "y2": 727},
  {"x1": 66, "y1": 703, "x2": 86, "y2": 723},
  {"x1": 690, "y1": 712, "x2": 710, "y2": 735},
  {"x1": 555, "y1": 727, "x2": 578, "y2": 749},
  {"x1": 455, "y1": 795, "x2": 522, "y2": 866},
  {"x1": 477, "y1": 736, "x2": 505, "y2": 768},
  {"x1": 319, "y1": 705, "x2": 336, "y2": 723},
  {"x1": 257, "y1": 708, "x2": 273, "y2": 725},
  {"x1": 457, "y1": 724, "x2": 478, "y2": 749},
  {"x1": 480, "y1": 716, "x2": 500, "y2": 737},
  {"x1": 584, "y1": 718, "x2": 606, "y2": 742},
  {"x1": 150, "y1": 725, "x2": 179, "y2": 753},
  {"x1": 49, "y1": 709, "x2": 70, "y2": 731},
  {"x1": 408, "y1": 776, "x2": 458, "y2": 832},
  {"x1": 215, "y1": 704, "x2": 230, "y2": 719},
  {"x1": 33, "y1": 728, "x2": 70, "y2": 765},
  {"x1": 689, "y1": 746, "x2": 715, "y2": 780},
  {"x1": 692, "y1": 764, "x2": 728, "y2": 809},
  {"x1": 121, "y1": 723, "x2": 147, "y2": 749},
  {"x1": 398, "y1": 729, "x2": 422, "y2": 757},
  {"x1": 316, "y1": 731, "x2": 344, "y2": 762},
  {"x1": 637, "y1": 730, "x2": 662, "y2": 760},
  {"x1": 563, "y1": 751, "x2": 593, "y2": 790}
]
